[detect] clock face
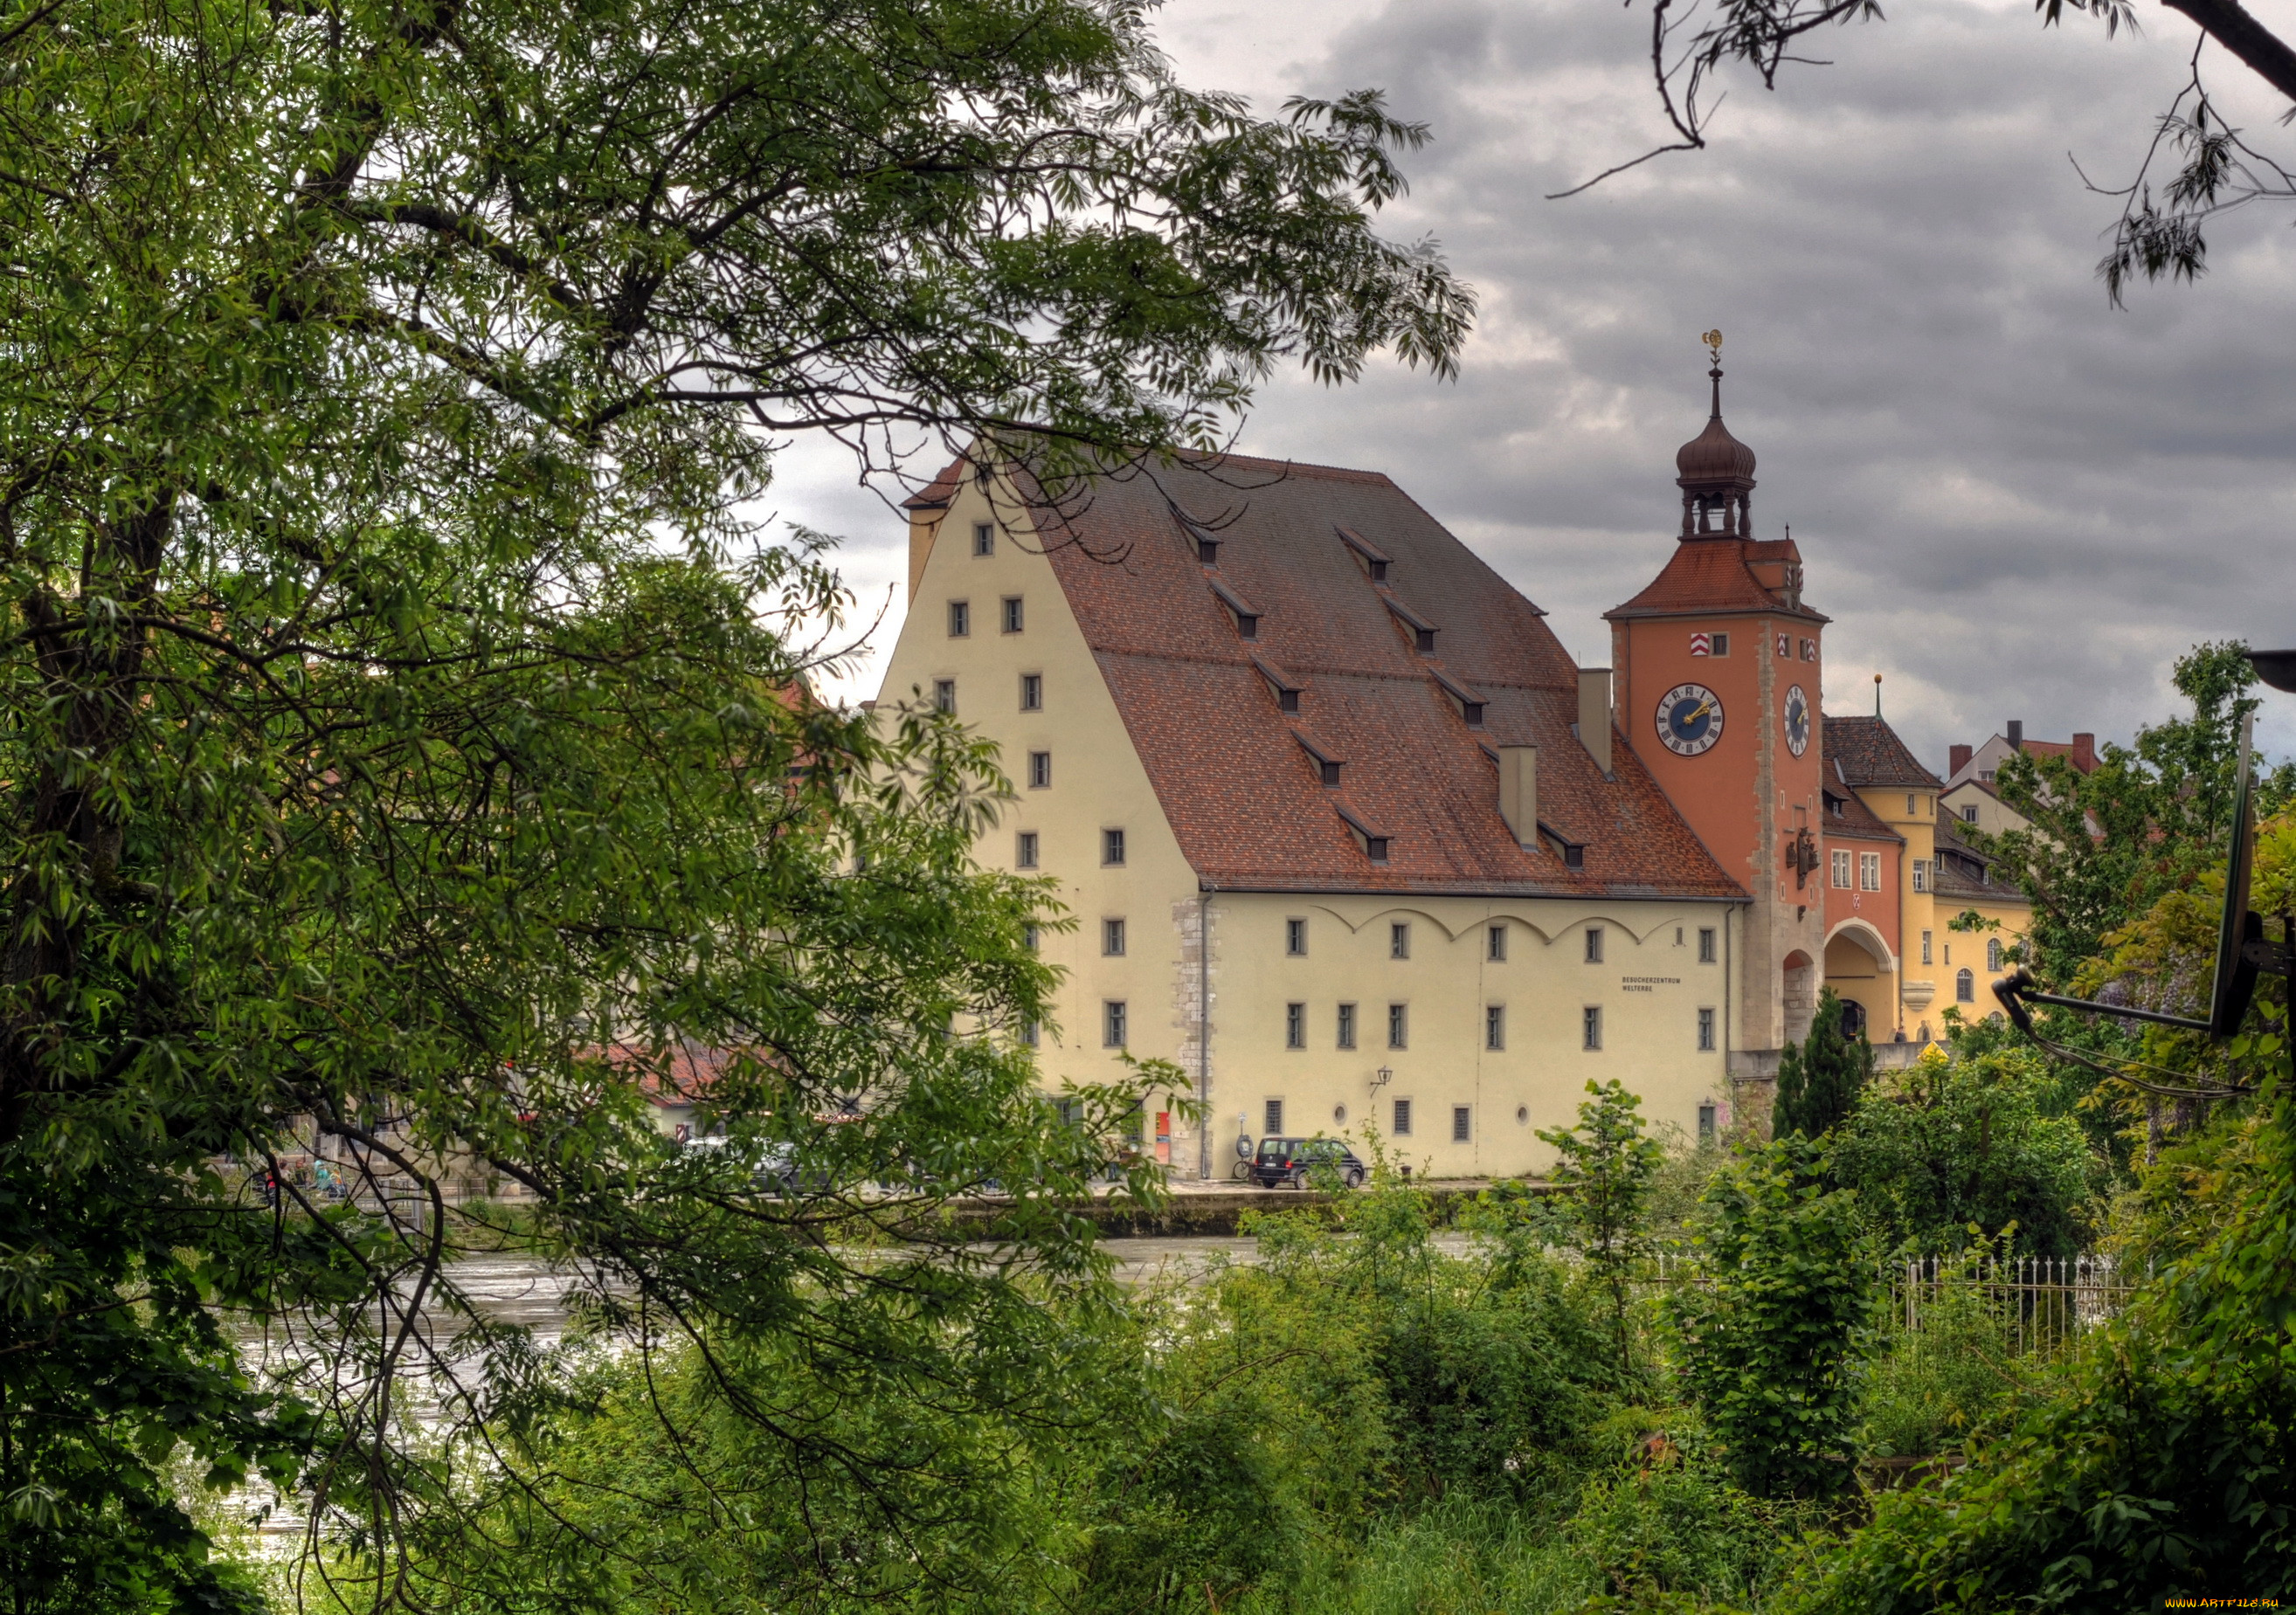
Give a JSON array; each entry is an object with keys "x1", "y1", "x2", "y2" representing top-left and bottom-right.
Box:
[
  {"x1": 1656, "y1": 683, "x2": 1724, "y2": 756},
  {"x1": 1783, "y1": 685, "x2": 1810, "y2": 757}
]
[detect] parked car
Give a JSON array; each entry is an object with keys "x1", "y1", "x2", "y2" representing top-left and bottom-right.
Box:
[{"x1": 1248, "y1": 1136, "x2": 1366, "y2": 1190}]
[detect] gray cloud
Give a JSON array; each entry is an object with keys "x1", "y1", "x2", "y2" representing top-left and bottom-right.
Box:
[{"x1": 792, "y1": 0, "x2": 2296, "y2": 770}]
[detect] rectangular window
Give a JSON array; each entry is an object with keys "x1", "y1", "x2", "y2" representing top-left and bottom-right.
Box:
[
  {"x1": 1710, "y1": 631, "x2": 1730, "y2": 657},
  {"x1": 947, "y1": 600, "x2": 970, "y2": 637},
  {"x1": 1800, "y1": 638, "x2": 1817, "y2": 660},
  {"x1": 1582, "y1": 1005, "x2": 1602, "y2": 1051},
  {"x1": 1921, "y1": 929, "x2": 1933, "y2": 965},
  {"x1": 1698, "y1": 1101, "x2": 1717, "y2": 1146},
  {"x1": 1387, "y1": 1004, "x2": 1407, "y2": 1049},
  {"x1": 933, "y1": 679, "x2": 957, "y2": 714},
  {"x1": 1020, "y1": 673, "x2": 1042, "y2": 711},
  {"x1": 1028, "y1": 751, "x2": 1051, "y2": 789},
  {"x1": 1020, "y1": 1020, "x2": 1039, "y2": 1047},
  {"x1": 1333, "y1": 1002, "x2": 1357, "y2": 1049},
  {"x1": 1286, "y1": 918, "x2": 1307, "y2": 956},
  {"x1": 1906, "y1": 794, "x2": 1918, "y2": 817},
  {"x1": 1390, "y1": 921, "x2": 1410, "y2": 960},
  {"x1": 1698, "y1": 1007, "x2": 1716, "y2": 1051},
  {"x1": 1945, "y1": 942, "x2": 1953, "y2": 965},
  {"x1": 1831, "y1": 850, "x2": 1851, "y2": 888},
  {"x1": 972, "y1": 521, "x2": 995, "y2": 556},
  {"x1": 1698, "y1": 927, "x2": 1717, "y2": 964},
  {"x1": 1285, "y1": 1003, "x2": 1305, "y2": 1049},
  {"x1": 1452, "y1": 1106, "x2": 1471, "y2": 1143},
  {"x1": 1393, "y1": 1098, "x2": 1413, "y2": 1137},
  {"x1": 1102, "y1": 828, "x2": 1125, "y2": 866},
  {"x1": 1263, "y1": 1099, "x2": 1283, "y2": 1136},
  {"x1": 1961, "y1": 804, "x2": 1978, "y2": 824},
  {"x1": 1015, "y1": 832, "x2": 1039, "y2": 869},
  {"x1": 1585, "y1": 926, "x2": 1604, "y2": 963},
  {"x1": 1487, "y1": 923, "x2": 1506, "y2": 962},
  {"x1": 1860, "y1": 852, "x2": 1882, "y2": 892},
  {"x1": 1023, "y1": 924, "x2": 1040, "y2": 952},
  {"x1": 1001, "y1": 596, "x2": 1024, "y2": 634},
  {"x1": 1485, "y1": 1004, "x2": 1504, "y2": 1051},
  {"x1": 1776, "y1": 633, "x2": 1790, "y2": 658},
  {"x1": 1103, "y1": 918, "x2": 1125, "y2": 956},
  {"x1": 1103, "y1": 1000, "x2": 1127, "y2": 1048},
  {"x1": 1912, "y1": 859, "x2": 1931, "y2": 893}
]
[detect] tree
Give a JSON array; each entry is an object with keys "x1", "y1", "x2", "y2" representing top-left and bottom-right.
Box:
[
  {"x1": 1579, "y1": 0, "x2": 2296, "y2": 301},
  {"x1": 1668, "y1": 1135, "x2": 1878, "y2": 1499},
  {"x1": 1773, "y1": 988, "x2": 1874, "y2": 1141},
  {"x1": 0, "y1": 2, "x2": 1471, "y2": 1602},
  {"x1": 1539, "y1": 1079, "x2": 1668, "y2": 1376},
  {"x1": 1829, "y1": 1044, "x2": 2107, "y2": 1259},
  {"x1": 1988, "y1": 642, "x2": 2291, "y2": 984}
]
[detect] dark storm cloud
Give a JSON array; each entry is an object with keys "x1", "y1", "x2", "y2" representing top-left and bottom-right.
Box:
[{"x1": 799, "y1": 0, "x2": 2296, "y2": 767}]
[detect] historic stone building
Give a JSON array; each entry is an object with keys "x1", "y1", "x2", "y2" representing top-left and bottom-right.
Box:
[{"x1": 871, "y1": 365, "x2": 2023, "y2": 1177}]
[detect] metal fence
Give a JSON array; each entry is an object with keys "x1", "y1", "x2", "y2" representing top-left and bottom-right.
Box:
[
  {"x1": 1892, "y1": 1255, "x2": 2137, "y2": 1355},
  {"x1": 1643, "y1": 1251, "x2": 2139, "y2": 1356}
]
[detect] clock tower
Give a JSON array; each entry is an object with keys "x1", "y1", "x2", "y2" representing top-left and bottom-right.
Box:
[{"x1": 1606, "y1": 341, "x2": 1829, "y2": 1054}]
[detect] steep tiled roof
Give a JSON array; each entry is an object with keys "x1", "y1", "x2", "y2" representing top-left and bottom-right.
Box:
[
  {"x1": 1025, "y1": 455, "x2": 1745, "y2": 901},
  {"x1": 1821, "y1": 784, "x2": 1903, "y2": 844},
  {"x1": 1824, "y1": 714, "x2": 1941, "y2": 790},
  {"x1": 1931, "y1": 808, "x2": 2029, "y2": 905},
  {"x1": 1606, "y1": 537, "x2": 1828, "y2": 622}
]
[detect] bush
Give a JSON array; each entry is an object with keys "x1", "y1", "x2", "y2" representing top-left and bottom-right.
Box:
[
  {"x1": 1668, "y1": 1136, "x2": 1878, "y2": 1499},
  {"x1": 1830, "y1": 1043, "x2": 2106, "y2": 1259},
  {"x1": 1566, "y1": 1458, "x2": 1791, "y2": 1603}
]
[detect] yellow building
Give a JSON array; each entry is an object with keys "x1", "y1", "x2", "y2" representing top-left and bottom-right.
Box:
[
  {"x1": 875, "y1": 452, "x2": 1749, "y2": 1179},
  {"x1": 1822, "y1": 715, "x2": 2030, "y2": 1042},
  {"x1": 869, "y1": 373, "x2": 2036, "y2": 1177}
]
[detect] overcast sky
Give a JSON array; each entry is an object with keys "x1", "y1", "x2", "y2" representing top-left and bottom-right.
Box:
[{"x1": 776, "y1": 0, "x2": 2296, "y2": 775}]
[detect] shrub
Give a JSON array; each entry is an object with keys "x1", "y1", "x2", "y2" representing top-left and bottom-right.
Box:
[
  {"x1": 1539, "y1": 1080, "x2": 1668, "y2": 1377},
  {"x1": 1668, "y1": 1135, "x2": 1878, "y2": 1499},
  {"x1": 1830, "y1": 1043, "x2": 2106, "y2": 1259}
]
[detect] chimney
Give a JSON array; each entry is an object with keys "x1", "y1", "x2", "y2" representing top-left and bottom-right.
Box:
[
  {"x1": 1578, "y1": 667, "x2": 1613, "y2": 776},
  {"x1": 2006, "y1": 720, "x2": 2023, "y2": 752},
  {"x1": 2071, "y1": 732, "x2": 2097, "y2": 772},
  {"x1": 1948, "y1": 743, "x2": 1973, "y2": 778},
  {"x1": 1497, "y1": 746, "x2": 1539, "y2": 845}
]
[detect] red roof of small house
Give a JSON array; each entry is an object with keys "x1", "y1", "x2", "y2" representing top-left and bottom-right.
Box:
[
  {"x1": 1013, "y1": 453, "x2": 1745, "y2": 901},
  {"x1": 1824, "y1": 714, "x2": 1942, "y2": 790}
]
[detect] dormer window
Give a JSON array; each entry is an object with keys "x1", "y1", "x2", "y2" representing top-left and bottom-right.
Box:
[
  {"x1": 1197, "y1": 537, "x2": 1220, "y2": 565},
  {"x1": 1336, "y1": 803, "x2": 1391, "y2": 864},
  {"x1": 1381, "y1": 596, "x2": 1436, "y2": 654},
  {"x1": 1296, "y1": 735, "x2": 1343, "y2": 787},
  {"x1": 1209, "y1": 576, "x2": 1262, "y2": 641},
  {"x1": 1251, "y1": 656, "x2": 1304, "y2": 714},
  {"x1": 1336, "y1": 525, "x2": 1391, "y2": 582},
  {"x1": 1539, "y1": 825, "x2": 1585, "y2": 870},
  {"x1": 1430, "y1": 667, "x2": 1486, "y2": 728}
]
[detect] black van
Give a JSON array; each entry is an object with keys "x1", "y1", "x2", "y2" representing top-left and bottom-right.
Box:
[{"x1": 1248, "y1": 1136, "x2": 1366, "y2": 1190}]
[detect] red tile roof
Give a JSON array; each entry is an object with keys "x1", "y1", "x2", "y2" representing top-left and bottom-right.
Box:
[
  {"x1": 1606, "y1": 535, "x2": 1829, "y2": 623},
  {"x1": 1821, "y1": 784, "x2": 1903, "y2": 844},
  {"x1": 1023, "y1": 454, "x2": 1745, "y2": 901},
  {"x1": 1823, "y1": 714, "x2": 1941, "y2": 790}
]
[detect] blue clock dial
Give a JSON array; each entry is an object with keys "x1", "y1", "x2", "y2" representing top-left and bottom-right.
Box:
[
  {"x1": 1657, "y1": 682, "x2": 1724, "y2": 756},
  {"x1": 1783, "y1": 685, "x2": 1810, "y2": 757}
]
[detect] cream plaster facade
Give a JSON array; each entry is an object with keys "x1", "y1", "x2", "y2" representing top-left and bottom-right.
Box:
[{"x1": 874, "y1": 468, "x2": 1740, "y2": 1180}]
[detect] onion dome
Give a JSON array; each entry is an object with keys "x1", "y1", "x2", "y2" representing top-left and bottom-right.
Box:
[{"x1": 1676, "y1": 365, "x2": 1756, "y2": 487}]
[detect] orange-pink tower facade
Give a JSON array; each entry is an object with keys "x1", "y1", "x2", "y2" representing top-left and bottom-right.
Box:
[{"x1": 1607, "y1": 361, "x2": 1830, "y2": 1052}]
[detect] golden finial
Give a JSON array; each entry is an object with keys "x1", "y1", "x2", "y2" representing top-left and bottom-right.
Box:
[{"x1": 1702, "y1": 329, "x2": 1724, "y2": 363}]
